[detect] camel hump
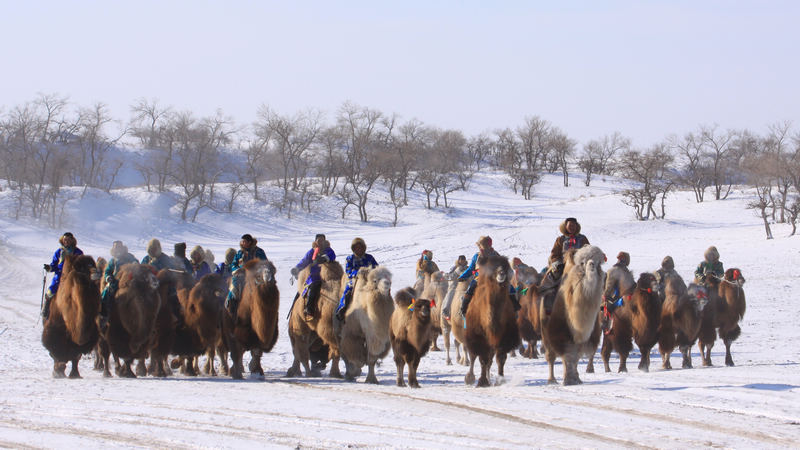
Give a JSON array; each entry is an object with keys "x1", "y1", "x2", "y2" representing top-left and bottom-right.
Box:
[
  {"x1": 243, "y1": 258, "x2": 266, "y2": 271},
  {"x1": 320, "y1": 260, "x2": 344, "y2": 281},
  {"x1": 394, "y1": 287, "x2": 416, "y2": 309}
]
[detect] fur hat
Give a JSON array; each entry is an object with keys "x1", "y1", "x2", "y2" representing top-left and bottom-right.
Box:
[
  {"x1": 704, "y1": 246, "x2": 719, "y2": 263},
  {"x1": 110, "y1": 240, "x2": 128, "y2": 258},
  {"x1": 190, "y1": 245, "x2": 204, "y2": 262},
  {"x1": 457, "y1": 254, "x2": 467, "y2": 265},
  {"x1": 204, "y1": 249, "x2": 215, "y2": 264},
  {"x1": 421, "y1": 249, "x2": 433, "y2": 260},
  {"x1": 477, "y1": 236, "x2": 492, "y2": 248},
  {"x1": 315, "y1": 233, "x2": 326, "y2": 241},
  {"x1": 512, "y1": 257, "x2": 523, "y2": 268},
  {"x1": 616, "y1": 251, "x2": 630, "y2": 267},
  {"x1": 59, "y1": 232, "x2": 76, "y2": 248},
  {"x1": 174, "y1": 242, "x2": 187, "y2": 256},
  {"x1": 661, "y1": 255, "x2": 675, "y2": 271},
  {"x1": 241, "y1": 234, "x2": 254, "y2": 242},
  {"x1": 559, "y1": 217, "x2": 581, "y2": 235},
  {"x1": 224, "y1": 248, "x2": 236, "y2": 264},
  {"x1": 351, "y1": 237, "x2": 366, "y2": 252},
  {"x1": 146, "y1": 238, "x2": 162, "y2": 258}
]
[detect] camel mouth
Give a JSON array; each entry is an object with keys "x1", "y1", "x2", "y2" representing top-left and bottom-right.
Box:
[
  {"x1": 90, "y1": 270, "x2": 102, "y2": 281},
  {"x1": 377, "y1": 279, "x2": 391, "y2": 295}
]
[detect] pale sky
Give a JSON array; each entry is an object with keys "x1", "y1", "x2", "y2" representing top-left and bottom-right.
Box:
[{"x1": 1, "y1": 1, "x2": 798, "y2": 145}]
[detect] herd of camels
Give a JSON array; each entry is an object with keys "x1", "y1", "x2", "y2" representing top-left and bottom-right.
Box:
[{"x1": 42, "y1": 245, "x2": 746, "y2": 387}]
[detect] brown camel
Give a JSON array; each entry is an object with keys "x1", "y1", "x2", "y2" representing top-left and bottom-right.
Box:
[
  {"x1": 147, "y1": 268, "x2": 180, "y2": 377},
  {"x1": 658, "y1": 279, "x2": 709, "y2": 369},
  {"x1": 339, "y1": 266, "x2": 394, "y2": 383},
  {"x1": 464, "y1": 255, "x2": 521, "y2": 387},
  {"x1": 446, "y1": 279, "x2": 471, "y2": 366},
  {"x1": 228, "y1": 259, "x2": 280, "y2": 378},
  {"x1": 98, "y1": 263, "x2": 161, "y2": 378},
  {"x1": 516, "y1": 265, "x2": 543, "y2": 359},
  {"x1": 41, "y1": 254, "x2": 101, "y2": 378},
  {"x1": 599, "y1": 261, "x2": 636, "y2": 372},
  {"x1": 541, "y1": 245, "x2": 606, "y2": 385},
  {"x1": 390, "y1": 287, "x2": 434, "y2": 388},
  {"x1": 171, "y1": 273, "x2": 228, "y2": 376},
  {"x1": 287, "y1": 261, "x2": 344, "y2": 378},
  {"x1": 699, "y1": 268, "x2": 746, "y2": 367}
]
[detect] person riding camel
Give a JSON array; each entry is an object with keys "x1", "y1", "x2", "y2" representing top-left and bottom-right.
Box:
[
  {"x1": 173, "y1": 242, "x2": 192, "y2": 273},
  {"x1": 290, "y1": 234, "x2": 336, "y2": 320},
  {"x1": 654, "y1": 255, "x2": 679, "y2": 302},
  {"x1": 459, "y1": 235, "x2": 521, "y2": 318},
  {"x1": 190, "y1": 245, "x2": 211, "y2": 280},
  {"x1": 603, "y1": 251, "x2": 631, "y2": 316},
  {"x1": 215, "y1": 248, "x2": 237, "y2": 280},
  {"x1": 141, "y1": 238, "x2": 172, "y2": 270},
  {"x1": 441, "y1": 255, "x2": 468, "y2": 321},
  {"x1": 694, "y1": 246, "x2": 724, "y2": 287},
  {"x1": 415, "y1": 250, "x2": 439, "y2": 280},
  {"x1": 539, "y1": 217, "x2": 590, "y2": 313},
  {"x1": 225, "y1": 234, "x2": 267, "y2": 315},
  {"x1": 42, "y1": 232, "x2": 83, "y2": 321},
  {"x1": 335, "y1": 237, "x2": 379, "y2": 321},
  {"x1": 99, "y1": 240, "x2": 138, "y2": 329}
]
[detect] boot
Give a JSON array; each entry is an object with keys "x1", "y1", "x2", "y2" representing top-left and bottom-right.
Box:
[
  {"x1": 459, "y1": 292, "x2": 473, "y2": 316},
  {"x1": 42, "y1": 294, "x2": 53, "y2": 321},
  {"x1": 225, "y1": 291, "x2": 238, "y2": 317},
  {"x1": 335, "y1": 289, "x2": 352, "y2": 322},
  {"x1": 304, "y1": 282, "x2": 321, "y2": 319}
]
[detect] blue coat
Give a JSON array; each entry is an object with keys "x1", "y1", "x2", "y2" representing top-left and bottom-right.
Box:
[
  {"x1": 141, "y1": 253, "x2": 173, "y2": 271},
  {"x1": 345, "y1": 253, "x2": 379, "y2": 282},
  {"x1": 47, "y1": 246, "x2": 84, "y2": 296},
  {"x1": 231, "y1": 246, "x2": 267, "y2": 272},
  {"x1": 104, "y1": 253, "x2": 138, "y2": 283},
  {"x1": 192, "y1": 261, "x2": 211, "y2": 280},
  {"x1": 216, "y1": 262, "x2": 232, "y2": 278},
  {"x1": 295, "y1": 246, "x2": 336, "y2": 286},
  {"x1": 458, "y1": 249, "x2": 500, "y2": 280}
]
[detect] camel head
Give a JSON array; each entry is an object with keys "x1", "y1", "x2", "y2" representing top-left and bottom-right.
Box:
[
  {"x1": 479, "y1": 255, "x2": 511, "y2": 285},
  {"x1": 367, "y1": 266, "x2": 392, "y2": 297},
  {"x1": 636, "y1": 272, "x2": 659, "y2": 294},
  {"x1": 686, "y1": 283, "x2": 709, "y2": 312},
  {"x1": 244, "y1": 259, "x2": 276, "y2": 286},
  {"x1": 724, "y1": 268, "x2": 745, "y2": 287},
  {"x1": 410, "y1": 298, "x2": 433, "y2": 321},
  {"x1": 431, "y1": 270, "x2": 447, "y2": 284},
  {"x1": 572, "y1": 245, "x2": 606, "y2": 284},
  {"x1": 515, "y1": 265, "x2": 541, "y2": 287}
]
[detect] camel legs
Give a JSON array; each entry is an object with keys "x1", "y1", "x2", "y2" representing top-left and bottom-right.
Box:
[
  {"x1": 394, "y1": 352, "x2": 406, "y2": 387},
  {"x1": 680, "y1": 345, "x2": 693, "y2": 369},
  {"x1": 444, "y1": 328, "x2": 452, "y2": 365},
  {"x1": 407, "y1": 354, "x2": 421, "y2": 388},
  {"x1": 586, "y1": 354, "x2": 595, "y2": 373},
  {"x1": 67, "y1": 358, "x2": 82, "y2": 379},
  {"x1": 563, "y1": 352, "x2": 582, "y2": 386},
  {"x1": 660, "y1": 349, "x2": 673, "y2": 370},
  {"x1": 135, "y1": 357, "x2": 147, "y2": 377},
  {"x1": 601, "y1": 336, "x2": 613, "y2": 373},
  {"x1": 722, "y1": 325, "x2": 741, "y2": 367},
  {"x1": 329, "y1": 354, "x2": 343, "y2": 378},
  {"x1": 638, "y1": 346, "x2": 652, "y2": 372},
  {"x1": 496, "y1": 351, "x2": 507, "y2": 380},
  {"x1": 430, "y1": 332, "x2": 441, "y2": 352},
  {"x1": 465, "y1": 350, "x2": 477, "y2": 385},
  {"x1": 698, "y1": 341, "x2": 713, "y2": 366},
  {"x1": 52, "y1": 361, "x2": 67, "y2": 378},
  {"x1": 476, "y1": 353, "x2": 491, "y2": 388},
  {"x1": 365, "y1": 361, "x2": 379, "y2": 384},
  {"x1": 119, "y1": 359, "x2": 136, "y2": 378},
  {"x1": 545, "y1": 349, "x2": 557, "y2": 384},
  {"x1": 93, "y1": 346, "x2": 104, "y2": 372},
  {"x1": 248, "y1": 349, "x2": 264, "y2": 376}
]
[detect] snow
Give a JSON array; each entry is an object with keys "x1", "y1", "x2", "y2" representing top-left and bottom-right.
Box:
[{"x1": 1, "y1": 172, "x2": 798, "y2": 449}]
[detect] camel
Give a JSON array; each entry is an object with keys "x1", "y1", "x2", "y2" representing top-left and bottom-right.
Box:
[
  {"x1": 464, "y1": 255, "x2": 520, "y2": 387},
  {"x1": 515, "y1": 265, "x2": 543, "y2": 358},
  {"x1": 541, "y1": 245, "x2": 606, "y2": 385},
  {"x1": 706, "y1": 268, "x2": 747, "y2": 367},
  {"x1": 146, "y1": 268, "x2": 180, "y2": 377},
  {"x1": 287, "y1": 261, "x2": 345, "y2": 378},
  {"x1": 446, "y1": 279, "x2": 471, "y2": 366},
  {"x1": 417, "y1": 270, "x2": 448, "y2": 351},
  {"x1": 658, "y1": 278, "x2": 709, "y2": 369},
  {"x1": 41, "y1": 254, "x2": 101, "y2": 378},
  {"x1": 598, "y1": 261, "x2": 636, "y2": 372},
  {"x1": 227, "y1": 259, "x2": 280, "y2": 378},
  {"x1": 171, "y1": 274, "x2": 227, "y2": 376},
  {"x1": 98, "y1": 263, "x2": 161, "y2": 378},
  {"x1": 339, "y1": 266, "x2": 394, "y2": 383},
  {"x1": 390, "y1": 287, "x2": 434, "y2": 388}
]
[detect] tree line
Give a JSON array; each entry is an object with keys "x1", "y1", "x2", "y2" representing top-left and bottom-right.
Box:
[{"x1": 1, "y1": 94, "x2": 798, "y2": 237}]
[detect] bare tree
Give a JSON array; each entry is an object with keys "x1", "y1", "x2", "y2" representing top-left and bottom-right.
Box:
[
  {"x1": 466, "y1": 133, "x2": 494, "y2": 171},
  {"x1": 550, "y1": 127, "x2": 575, "y2": 187},
  {"x1": 316, "y1": 126, "x2": 346, "y2": 196},
  {"x1": 71, "y1": 102, "x2": 125, "y2": 195},
  {"x1": 669, "y1": 130, "x2": 711, "y2": 202},
  {"x1": 617, "y1": 144, "x2": 675, "y2": 220},
  {"x1": 336, "y1": 102, "x2": 385, "y2": 222},
  {"x1": 579, "y1": 132, "x2": 630, "y2": 186},
  {"x1": 701, "y1": 124, "x2": 736, "y2": 200},
  {"x1": 763, "y1": 121, "x2": 794, "y2": 222},
  {"x1": 742, "y1": 147, "x2": 777, "y2": 239},
  {"x1": 129, "y1": 99, "x2": 175, "y2": 192}
]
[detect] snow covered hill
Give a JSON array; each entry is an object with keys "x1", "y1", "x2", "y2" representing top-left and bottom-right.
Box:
[{"x1": 0, "y1": 172, "x2": 798, "y2": 448}]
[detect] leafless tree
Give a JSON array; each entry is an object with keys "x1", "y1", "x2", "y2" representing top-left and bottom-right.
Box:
[
  {"x1": 316, "y1": 126, "x2": 346, "y2": 196},
  {"x1": 762, "y1": 121, "x2": 795, "y2": 223},
  {"x1": 129, "y1": 99, "x2": 174, "y2": 192},
  {"x1": 669, "y1": 130, "x2": 712, "y2": 202},
  {"x1": 71, "y1": 102, "x2": 125, "y2": 195},
  {"x1": 700, "y1": 124, "x2": 737, "y2": 200},
  {"x1": 617, "y1": 144, "x2": 675, "y2": 220},
  {"x1": 550, "y1": 127, "x2": 575, "y2": 187},
  {"x1": 466, "y1": 133, "x2": 494, "y2": 171},
  {"x1": 336, "y1": 102, "x2": 385, "y2": 222},
  {"x1": 579, "y1": 132, "x2": 630, "y2": 186},
  {"x1": 741, "y1": 146, "x2": 777, "y2": 239}
]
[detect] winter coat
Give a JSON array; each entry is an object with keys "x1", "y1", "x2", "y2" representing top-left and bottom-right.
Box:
[
  {"x1": 192, "y1": 261, "x2": 211, "y2": 280},
  {"x1": 345, "y1": 253, "x2": 379, "y2": 284},
  {"x1": 549, "y1": 219, "x2": 589, "y2": 265},
  {"x1": 173, "y1": 256, "x2": 192, "y2": 273},
  {"x1": 216, "y1": 262, "x2": 232, "y2": 278},
  {"x1": 295, "y1": 242, "x2": 336, "y2": 286},
  {"x1": 458, "y1": 248, "x2": 500, "y2": 280},
  {"x1": 47, "y1": 246, "x2": 84, "y2": 295},
  {"x1": 694, "y1": 261, "x2": 724, "y2": 284},
  {"x1": 104, "y1": 252, "x2": 138, "y2": 284},
  {"x1": 231, "y1": 246, "x2": 267, "y2": 272},
  {"x1": 141, "y1": 253, "x2": 173, "y2": 271}
]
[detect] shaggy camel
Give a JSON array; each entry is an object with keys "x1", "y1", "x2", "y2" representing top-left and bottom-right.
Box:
[
  {"x1": 420, "y1": 270, "x2": 448, "y2": 351},
  {"x1": 390, "y1": 287, "x2": 434, "y2": 388},
  {"x1": 145, "y1": 268, "x2": 180, "y2": 377},
  {"x1": 228, "y1": 259, "x2": 280, "y2": 378},
  {"x1": 446, "y1": 278, "x2": 472, "y2": 366},
  {"x1": 339, "y1": 266, "x2": 394, "y2": 383},
  {"x1": 515, "y1": 265, "x2": 542, "y2": 359},
  {"x1": 598, "y1": 261, "x2": 636, "y2": 372},
  {"x1": 171, "y1": 274, "x2": 227, "y2": 376},
  {"x1": 287, "y1": 261, "x2": 345, "y2": 378},
  {"x1": 541, "y1": 245, "x2": 606, "y2": 385},
  {"x1": 658, "y1": 278, "x2": 709, "y2": 369},
  {"x1": 98, "y1": 263, "x2": 161, "y2": 378},
  {"x1": 464, "y1": 255, "x2": 520, "y2": 387},
  {"x1": 42, "y1": 254, "x2": 101, "y2": 378},
  {"x1": 698, "y1": 268, "x2": 746, "y2": 366}
]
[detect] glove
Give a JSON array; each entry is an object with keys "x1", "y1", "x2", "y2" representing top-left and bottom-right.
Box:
[
  {"x1": 290, "y1": 267, "x2": 299, "y2": 278},
  {"x1": 43, "y1": 264, "x2": 51, "y2": 272}
]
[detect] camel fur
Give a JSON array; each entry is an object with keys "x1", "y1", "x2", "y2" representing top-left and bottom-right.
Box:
[
  {"x1": 287, "y1": 261, "x2": 345, "y2": 378},
  {"x1": 699, "y1": 268, "x2": 746, "y2": 367},
  {"x1": 339, "y1": 266, "x2": 394, "y2": 383},
  {"x1": 171, "y1": 274, "x2": 227, "y2": 376},
  {"x1": 98, "y1": 263, "x2": 161, "y2": 378},
  {"x1": 599, "y1": 262, "x2": 636, "y2": 373},
  {"x1": 541, "y1": 245, "x2": 606, "y2": 385},
  {"x1": 516, "y1": 266, "x2": 542, "y2": 359},
  {"x1": 464, "y1": 255, "x2": 520, "y2": 387},
  {"x1": 658, "y1": 278, "x2": 709, "y2": 369},
  {"x1": 390, "y1": 287, "x2": 434, "y2": 388},
  {"x1": 446, "y1": 278, "x2": 471, "y2": 366}
]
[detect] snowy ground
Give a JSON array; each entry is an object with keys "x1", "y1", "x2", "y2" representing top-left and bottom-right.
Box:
[{"x1": 1, "y1": 172, "x2": 798, "y2": 449}]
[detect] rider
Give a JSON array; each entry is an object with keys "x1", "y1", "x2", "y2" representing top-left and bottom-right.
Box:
[
  {"x1": 42, "y1": 232, "x2": 83, "y2": 321},
  {"x1": 215, "y1": 248, "x2": 237, "y2": 280},
  {"x1": 441, "y1": 255, "x2": 468, "y2": 320},
  {"x1": 290, "y1": 234, "x2": 336, "y2": 319},
  {"x1": 459, "y1": 236, "x2": 521, "y2": 317},
  {"x1": 173, "y1": 242, "x2": 192, "y2": 273},
  {"x1": 335, "y1": 237, "x2": 379, "y2": 321},
  {"x1": 99, "y1": 240, "x2": 138, "y2": 329},
  {"x1": 415, "y1": 250, "x2": 439, "y2": 281},
  {"x1": 190, "y1": 245, "x2": 211, "y2": 280},
  {"x1": 141, "y1": 238, "x2": 173, "y2": 270},
  {"x1": 225, "y1": 234, "x2": 267, "y2": 314},
  {"x1": 538, "y1": 217, "x2": 590, "y2": 313},
  {"x1": 694, "y1": 246, "x2": 724, "y2": 287}
]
